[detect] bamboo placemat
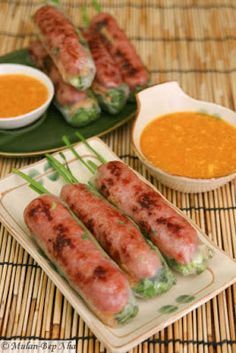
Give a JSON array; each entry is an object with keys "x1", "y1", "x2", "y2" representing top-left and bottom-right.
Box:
[{"x1": 0, "y1": 1, "x2": 235, "y2": 352}]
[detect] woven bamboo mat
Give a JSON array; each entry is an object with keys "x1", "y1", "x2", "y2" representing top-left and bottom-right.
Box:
[{"x1": 0, "y1": 0, "x2": 235, "y2": 352}]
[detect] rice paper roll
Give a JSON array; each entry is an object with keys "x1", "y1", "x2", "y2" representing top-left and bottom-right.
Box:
[
  {"x1": 33, "y1": 5, "x2": 96, "y2": 90},
  {"x1": 24, "y1": 194, "x2": 138, "y2": 327},
  {"x1": 83, "y1": 29, "x2": 129, "y2": 114},
  {"x1": 61, "y1": 183, "x2": 175, "y2": 298},
  {"x1": 29, "y1": 40, "x2": 100, "y2": 127},
  {"x1": 94, "y1": 161, "x2": 213, "y2": 276}
]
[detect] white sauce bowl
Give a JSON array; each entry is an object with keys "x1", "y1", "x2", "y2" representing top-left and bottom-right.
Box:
[{"x1": 0, "y1": 64, "x2": 54, "y2": 130}]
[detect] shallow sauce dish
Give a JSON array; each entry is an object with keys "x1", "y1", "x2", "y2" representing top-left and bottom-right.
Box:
[
  {"x1": 0, "y1": 64, "x2": 54, "y2": 130},
  {"x1": 132, "y1": 82, "x2": 236, "y2": 193}
]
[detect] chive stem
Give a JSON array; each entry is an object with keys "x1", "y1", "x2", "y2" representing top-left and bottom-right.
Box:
[
  {"x1": 75, "y1": 131, "x2": 107, "y2": 164},
  {"x1": 92, "y1": 0, "x2": 102, "y2": 13},
  {"x1": 59, "y1": 152, "x2": 75, "y2": 180},
  {"x1": 13, "y1": 169, "x2": 49, "y2": 195},
  {"x1": 46, "y1": 154, "x2": 79, "y2": 184},
  {"x1": 82, "y1": 6, "x2": 90, "y2": 28},
  {"x1": 46, "y1": 0, "x2": 60, "y2": 6},
  {"x1": 62, "y1": 135, "x2": 96, "y2": 174}
]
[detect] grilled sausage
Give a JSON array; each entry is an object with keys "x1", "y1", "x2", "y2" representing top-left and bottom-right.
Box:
[
  {"x1": 83, "y1": 29, "x2": 129, "y2": 114},
  {"x1": 94, "y1": 161, "x2": 212, "y2": 275},
  {"x1": 33, "y1": 5, "x2": 95, "y2": 90},
  {"x1": 24, "y1": 194, "x2": 138, "y2": 326},
  {"x1": 90, "y1": 13, "x2": 149, "y2": 98},
  {"x1": 29, "y1": 40, "x2": 100, "y2": 127},
  {"x1": 61, "y1": 183, "x2": 175, "y2": 298}
]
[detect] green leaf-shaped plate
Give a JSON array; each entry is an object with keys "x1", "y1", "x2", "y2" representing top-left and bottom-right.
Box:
[{"x1": 0, "y1": 49, "x2": 136, "y2": 156}]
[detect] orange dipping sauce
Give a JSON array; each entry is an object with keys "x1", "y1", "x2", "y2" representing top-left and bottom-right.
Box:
[
  {"x1": 0, "y1": 74, "x2": 48, "y2": 118},
  {"x1": 140, "y1": 111, "x2": 236, "y2": 179}
]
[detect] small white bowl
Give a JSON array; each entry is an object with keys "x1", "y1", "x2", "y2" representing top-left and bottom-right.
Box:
[
  {"x1": 0, "y1": 64, "x2": 54, "y2": 130},
  {"x1": 132, "y1": 81, "x2": 236, "y2": 193}
]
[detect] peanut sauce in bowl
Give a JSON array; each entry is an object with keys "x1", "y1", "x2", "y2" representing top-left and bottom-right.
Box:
[
  {"x1": 132, "y1": 82, "x2": 236, "y2": 192},
  {"x1": 0, "y1": 64, "x2": 54, "y2": 130},
  {"x1": 140, "y1": 111, "x2": 236, "y2": 179},
  {"x1": 0, "y1": 74, "x2": 49, "y2": 118}
]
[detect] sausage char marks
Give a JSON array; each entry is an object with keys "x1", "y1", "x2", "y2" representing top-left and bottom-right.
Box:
[
  {"x1": 33, "y1": 5, "x2": 95, "y2": 83},
  {"x1": 95, "y1": 161, "x2": 199, "y2": 265},
  {"x1": 28, "y1": 198, "x2": 53, "y2": 221},
  {"x1": 24, "y1": 194, "x2": 130, "y2": 315},
  {"x1": 90, "y1": 13, "x2": 149, "y2": 91},
  {"x1": 52, "y1": 223, "x2": 72, "y2": 256},
  {"x1": 61, "y1": 183, "x2": 162, "y2": 281},
  {"x1": 83, "y1": 30, "x2": 123, "y2": 88}
]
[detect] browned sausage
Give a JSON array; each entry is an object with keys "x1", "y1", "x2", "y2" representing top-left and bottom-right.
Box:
[
  {"x1": 33, "y1": 5, "x2": 96, "y2": 90},
  {"x1": 24, "y1": 193, "x2": 138, "y2": 326}
]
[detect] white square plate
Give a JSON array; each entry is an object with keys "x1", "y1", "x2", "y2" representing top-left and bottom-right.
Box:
[{"x1": 0, "y1": 138, "x2": 235, "y2": 353}]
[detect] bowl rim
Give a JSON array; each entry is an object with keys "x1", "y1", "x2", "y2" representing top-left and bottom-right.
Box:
[
  {"x1": 0, "y1": 63, "x2": 54, "y2": 121},
  {"x1": 132, "y1": 83, "x2": 236, "y2": 183}
]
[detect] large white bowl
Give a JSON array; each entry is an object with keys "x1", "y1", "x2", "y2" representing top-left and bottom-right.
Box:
[
  {"x1": 0, "y1": 64, "x2": 54, "y2": 130},
  {"x1": 132, "y1": 81, "x2": 236, "y2": 193}
]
